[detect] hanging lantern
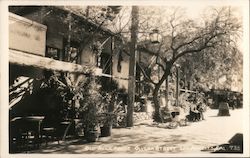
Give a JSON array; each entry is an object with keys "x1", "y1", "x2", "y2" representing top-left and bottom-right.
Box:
[{"x1": 149, "y1": 29, "x2": 161, "y2": 44}]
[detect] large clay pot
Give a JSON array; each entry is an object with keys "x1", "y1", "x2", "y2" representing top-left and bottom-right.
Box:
[
  {"x1": 218, "y1": 102, "x2": 230, "y2": 116},
  {"x1": 85, "y1": 130, "x2": 100, "y2": 142},
  {"x1": 100, "y1": 125, "x2": 112, "y2": 137}
]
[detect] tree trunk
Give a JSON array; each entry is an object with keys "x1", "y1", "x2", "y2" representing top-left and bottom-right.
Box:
[
  {"x1": 165, "y1": 76, "x2": 169, "y2": 108},
  {"x1": 152, "y1": 64, "x2": 172, "y2": 122},
  {"x1": 152, "y1": 84, "x2": 163, "y2": 122}
]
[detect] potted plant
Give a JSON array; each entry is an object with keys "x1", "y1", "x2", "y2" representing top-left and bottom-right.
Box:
[
  {"x1": 78, "y1": 77, "x2": 104, "y2": 142},
  {"x1": 98, "y1": 89, "x2": 125, "y2": 136},
  {"x1": 81, "y1": 106, "x2": 101, "y2": 142},
  {"x1": 41, "y1": 72, "x2": 88, "y2": 140},
  {"x1": 99, "y1": 112, "x2": 114, "y2": 137}
]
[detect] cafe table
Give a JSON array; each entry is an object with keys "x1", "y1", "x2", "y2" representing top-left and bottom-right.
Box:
[{"x1": 10, "y1": 116, "x2": 45, "y2": 149}]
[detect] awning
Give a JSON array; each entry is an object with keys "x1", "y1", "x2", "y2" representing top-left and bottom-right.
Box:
[{"x1": 9, "y1": 49, "x2": 102, "y2": 75}]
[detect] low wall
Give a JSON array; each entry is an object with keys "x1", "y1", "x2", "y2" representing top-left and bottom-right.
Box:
[{"x1": 133, "y1": 112, "x2": 152, "y2": 123}]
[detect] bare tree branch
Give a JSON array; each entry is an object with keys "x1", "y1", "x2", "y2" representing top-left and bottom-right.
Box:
[
  {"x1": 137, "y1": 63, "x2": 157, "y2": 85},
  {"x1": 155, "y1": 58, "x2": 165, "y2": 71}
]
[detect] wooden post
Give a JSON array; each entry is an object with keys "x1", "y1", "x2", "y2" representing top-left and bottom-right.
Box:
[
  {"x1": 138, "y1": 50, "x2": 141, "y2": 96},
  {"x1": 66, "y1": 12, "x2": 72, "y2": 62},
  {"x1": 110, "y1": 36, "x2": 114, "y2": 82},
  {"x1": 176, "y1": 66, "x2": 180, "y2": 106},
  {"x1": 127, "y1": 6, "x2": 139, "y2": 127}
]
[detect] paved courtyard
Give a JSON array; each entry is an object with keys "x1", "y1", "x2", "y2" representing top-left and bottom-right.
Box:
[{"x1": 31, "y1": 108, "x2": 243, "y2": 154}]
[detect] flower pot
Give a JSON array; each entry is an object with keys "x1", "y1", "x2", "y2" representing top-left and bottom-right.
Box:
[
  {"x1": 100, "y1": 125, "x2": 112, "y2": 137},
  {"x1": 85, "y1": 130, "x2": 100, "y2": 142}
]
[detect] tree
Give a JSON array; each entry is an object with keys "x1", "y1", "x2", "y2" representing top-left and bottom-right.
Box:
[
  {"x1": 178, "y1": 40, "x2": 243, "y2": 92},
  {"x1": 135, "y1": 7, "x2": 242, "y2": 122}
]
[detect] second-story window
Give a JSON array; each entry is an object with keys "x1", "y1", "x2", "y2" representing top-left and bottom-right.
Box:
[
  {"x1": 63, "y1": 39, "x2": 80, "y2": 64},
  {"x1": 100, "y1": 53, "x2": 112, "y2": 75},
  {"x1": 68, "y1": 46, "x2": 79, "y2": 64},
  {"x1": 46, "y1": 47, "x2": 60, "y2": 60}
]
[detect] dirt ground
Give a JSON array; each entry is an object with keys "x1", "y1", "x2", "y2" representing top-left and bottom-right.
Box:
[{"x1": 31, "y1": 108, "x2": 243, "y2": 154}]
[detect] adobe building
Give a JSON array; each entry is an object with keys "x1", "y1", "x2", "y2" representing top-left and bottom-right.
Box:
[{"x1": 9, "y1": 6, "x2": 130, "y2": 117}]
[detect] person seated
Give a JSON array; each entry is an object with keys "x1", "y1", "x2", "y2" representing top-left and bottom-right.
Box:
[
  {"x1": 189, "y1": 104, "x2": 200, "y2": 122},
  {"x1": 197, "y1": 102, "x2": 206, "y2": 120}
]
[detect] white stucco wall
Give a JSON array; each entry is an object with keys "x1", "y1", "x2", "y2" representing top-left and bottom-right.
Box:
[{"x1": 112, "y1": 52, "x2": 129, "y2": 90}]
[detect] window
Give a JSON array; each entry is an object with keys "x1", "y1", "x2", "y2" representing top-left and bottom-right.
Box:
[
  {"x1": 46, "y1": 47, "x2": 60, "y2": 60},
  {"x1": 68, "y1": 46, "x2": 79, "y2": 64},
  {"x1": 63, "y1": 39, "x2": 80, "y2": 64},
  {"x1": 117, "y1": 50, "x2": 123, "y2": 73},
  {"x1": 100, "y1": 53, "x2": 112, "y2": 75}
]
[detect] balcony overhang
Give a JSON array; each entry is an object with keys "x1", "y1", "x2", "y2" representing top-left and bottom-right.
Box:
[{"x1": 9, "y1": 49, "x2": 102, "y2": 75}]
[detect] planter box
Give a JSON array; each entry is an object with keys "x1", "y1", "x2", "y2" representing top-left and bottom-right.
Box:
[{"x1": 9, "y1": 12, "x2": 47, "y2": 56}]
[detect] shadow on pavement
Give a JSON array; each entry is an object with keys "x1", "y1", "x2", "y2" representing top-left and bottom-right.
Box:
[{"x1": 28, "y1": 132, "x2": 189, "y2": 154}]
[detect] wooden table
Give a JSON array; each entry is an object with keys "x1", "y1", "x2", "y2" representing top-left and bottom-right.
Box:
[
  {"x1": 23, "y1": 116, "x2": 45, "y2": 145},
  {"x1": 10, "y1": 116, "x2": 45, "y2": 150}
]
